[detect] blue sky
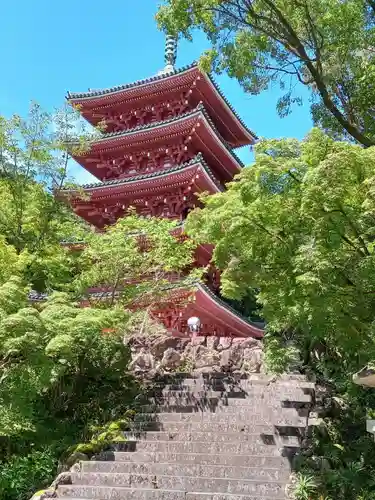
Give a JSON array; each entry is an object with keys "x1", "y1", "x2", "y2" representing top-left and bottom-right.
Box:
[{"x1": 1, "y1": 0, "x2": 313, "y2": 183}]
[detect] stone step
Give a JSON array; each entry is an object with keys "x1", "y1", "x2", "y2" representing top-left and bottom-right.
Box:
[
  {"x1": 110, "y1": 451, "x2": 292, "y2": 468},
  {"x1": 117, "y1": 439, "x2": 299, "y2": 454},
  {"x1": 140, "y1": 405, "x2": 310, "y2": 417},
  {"x1": 151, "y1": 386, "x2": 313, "y2": 399},
  {"x1": 134, "y1": 410, "x2": 308, "y2": 427},
  {"x1": 155, "y1": 372, "x2": 311, "y2": 382},
  {"x1": 58, "y1": 491, "x2": 284, "y2": 500},
  {"x1": 153, "y1": 380, "x2": 315, "y2": 392},
  {"x1": 187, "y1": 494, "x2": 285, "y2": 500},
  {"x1": 69, "y1": 473, "x2": 287, "y2": 496},
  {"x1": 130, "y1": 420, "x2": 305, "y2": 434},
  {"x1": 156, "y1": 384, "x2": 314, "y2": 395},
  {"x1": 82, "y1": 461, "x2": 291, "y2": 482},
  {"x1": 57, "y1": 488, "x2": 185, "y2": 499},
  {"x1": 123, "y1": 431, "x2": 301, "y2": 446},
  {"x1": 151, "y1": 387, "x2": 312, "y2": 399},
  {"x1": 147, "y1": 393, "x2": 311, "y2": 405},
  {"x1": 154, "y1": 373, "x2": 314, "y2": 388}
]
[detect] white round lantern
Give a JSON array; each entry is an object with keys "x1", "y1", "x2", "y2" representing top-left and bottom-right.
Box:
[{"x1": 187, "y1": 316, "x2": 201, "y2": 333}]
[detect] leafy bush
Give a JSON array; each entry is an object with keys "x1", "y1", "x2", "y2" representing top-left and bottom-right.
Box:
[
  {"x1": 294, "y1": 473, "x2": 318, "y2": 500},
  {"x1": 184, "y1": 130, "x2": 375, "y2": 498},
  {"x1": 293, "y1": 381, "x2": 375, "y2": 499},
  {"x1": 0, "y1": 280, "x2": 142, "y2": 500},
  {"x1": 0, "y1": 449, "x2": 56, "y2": 500},
  {"x1": 263, "y1": 335, "x2": 300, "y2": 374}
]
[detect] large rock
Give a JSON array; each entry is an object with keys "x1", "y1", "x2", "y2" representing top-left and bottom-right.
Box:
[
  {"x1": 161, "y1": 348, "x2": 181, "y2": 370},
  {"x1": 217, "y1": 337, "x2": 232, "y2": 351},
  {"x1": 194, "y1": 346, "x2": 221, "y2": 369},
  {"x1": 123, "y1": 334, "x2": 149, "y2": 350},
  {"x1": 50, "y1": 471, "x2": 73, "y2": 490},
  {"x1": 232, "y1": 337, "x2": 262, "y2": 350},
  {"x1": 242, "y1": 347, "x2": 263, "y2": 373},
  {"x1": 191, "y1": 336, "x2": 206, "y2": 346},
  {"x1": 151, "y1": 336, "x2": 179, "y2": 359},
  {"x1": 176, "y1": 337, "x2": 191, "y2": 351},
  {"x1": 220, "y1": 343, "x2": 244, "y2": 371},
  {"x1": 30, "y1": 461, "x2": 78, "y2": 499},
  {"x1": 195, "y1": 365, "x2": 220, "y2": 373},
  {"x1": 206, "y1": 337, "x2": 219, "y2": 350},
  {"x1": 183, "y1": 344, "x2": 201, "y2": 363},
  {"x1": 128, "y1": 347, "x2": 155, "y2": 372},
  {"x1": 58, "y1": 451, "x2": 88, "y2": 474},
  {"x1": 126, "y1": 331, "x2": 263, "y2": 377}
]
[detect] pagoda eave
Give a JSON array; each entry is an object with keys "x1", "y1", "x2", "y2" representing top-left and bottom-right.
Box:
[
  {"x1": 134, "y1": 283, "x2": 264, "y2": 339},
  {"x1": 30, "y1": 282, "x2": 264, "y2": 339},
  {"x1": 63, "y1": 42, "x2": 259, "y2": 339},
  {"x1": 62, "y1": 159, "x2": 222, "y2": 228},
  {"x1": 70, "y1": 159, "x2": 222, "y2": 199},
  {"x1": 71, "y1": 108, "x2": 243, "y2": 183},
  {"x1": 67, "y1": 64, "x2": 257, "y2": 147},
  {"x1": 191, "y1": 284, "x2": 264, "y2": 338}
]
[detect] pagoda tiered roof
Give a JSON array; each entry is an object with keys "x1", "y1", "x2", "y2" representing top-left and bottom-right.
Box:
[
  {"x1": 134, "y1": 282, "x2": 264, "y2": 338},
  {"x1": 71, "y1": 106, "x2": 243, "y2": 183},
  {"x1": 62, "y1": 155, "x2": 223, "y2": 228},
  {"x1": 67, "y1": 63, "x2": 257, "y2": 148},
  {"x1": 62, "y1": 41, "x2": 263, "y2": 339},
  {"x1": 187, "y1": 283, "x2": 264, "y2": 338},
  {"x1": 77, "y1": 154, "x2": 222, "y2": 191},
  {"x1": 73, "y1": 154, "x2": 224, "y2": 194}
]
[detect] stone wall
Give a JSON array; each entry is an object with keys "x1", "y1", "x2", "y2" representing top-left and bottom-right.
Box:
[{"x1": 125, "y1": 334, "x2": 263, "y2": 377}]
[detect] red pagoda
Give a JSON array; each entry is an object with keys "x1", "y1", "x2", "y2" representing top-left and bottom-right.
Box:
[{"x1": 63, "y1": 37, "x2": 263, "y2": 339}]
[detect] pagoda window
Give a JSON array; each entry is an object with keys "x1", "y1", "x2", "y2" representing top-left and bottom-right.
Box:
[
  {"x1": 147, "y1": 158, "x2": 158, "y2": 173},
  {"x1": 166, "y1": 110, "x2": 175, "y2": 120},
  {"x1": 128, "y1": 114, "x2": 138, "y2": 129},
  {"x1": 119, "y1": 159, "x2": 132, "y2": 176},
  {"x1": 162, "y1": 206, "x2": 170, "y2": 217},
  {"x1": 138, "y1": 157, "x2": 148, "y2": 173},
  {"x1": 158, "y1": 108, "x2": 170, "y2": 121},
  {"x1": 164, "y1": 157, "x2": 172, "y2": 168},
  {"x1": 144, "y1": 110, "x2": 154, "y2": 124}
]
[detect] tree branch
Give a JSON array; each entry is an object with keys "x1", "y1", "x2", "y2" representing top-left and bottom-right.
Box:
[
  {"x1": 300, "y1": 0, "x2": 323, "y2": 72},
  {"x1": 287, "y1": 170, "x2": 302, "y2": 183},
  {"x1": 337, "y1": 204, "x2": 371, "y2": 256},
  {"x1": 204, "y1": 0, "x2": 375, "y2": 146},
  {"x1": 322, "y1": 208, "x2": 367, "y2": 257},
  {"x1": 219, "y1": 0, "x2": 374, "y2": 146}
]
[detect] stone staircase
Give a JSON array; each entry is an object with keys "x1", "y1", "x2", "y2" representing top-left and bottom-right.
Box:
[{"x1": 56, "y1": 373, "x2": 314, "y2": 500}]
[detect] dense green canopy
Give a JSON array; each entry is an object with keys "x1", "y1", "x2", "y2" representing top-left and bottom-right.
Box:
[
  {"x1": 184, "y1": 129, "x2": 375, "y2": 498},
  {"x1": 0, "y1": 105, "x2": 195, "y2": 500},
  {"x1": 186, "y1": 129, "x2": 375, "y2": 372},
  {"x1": 157, "y1": 0, "x2": 375, "y2": 146}
]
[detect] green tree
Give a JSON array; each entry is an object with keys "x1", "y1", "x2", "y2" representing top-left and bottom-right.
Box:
[
  {"x1": 0, "y1": 278, "x2": 129, "y2": 441},
  {"x1": 0, "y1": 277, "x2": 136, "y2": 500},
  {"x1": 157, "y1": 0, "x2": 375, "y2": 146},
  {"x1": 186, "y1": 129, "x2": 375, "y2": 374},
  {"x1": 185, "y1": 129, "x2": 375, "y2": 497},
  {"x1": 0, "y1": 104, "x2": 92, "y2": 291},
  {"x1": 75, "y1": 213, "x2": 197, "y2": 308},
  {"x1": 0, "y1": 106, "x2": 169, "y2": 500}
]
